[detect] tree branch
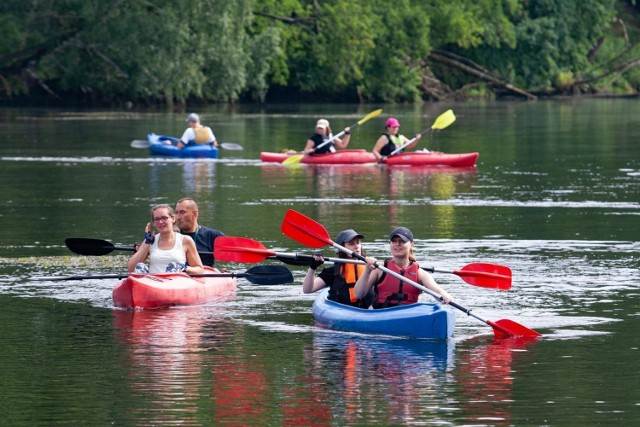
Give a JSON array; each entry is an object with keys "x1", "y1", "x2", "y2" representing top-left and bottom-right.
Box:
[{"x1": 429, "y1": 51, "x2": 537, "y2": 100}]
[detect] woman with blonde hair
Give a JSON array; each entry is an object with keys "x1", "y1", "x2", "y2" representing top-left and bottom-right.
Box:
[{"x1": 354, "y1": 227, "x2": 452, "y2": 308}]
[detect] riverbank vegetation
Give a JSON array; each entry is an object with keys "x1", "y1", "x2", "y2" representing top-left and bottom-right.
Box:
[{"x1": 1, "y1": 0, "x2": 639, "y2": 105}]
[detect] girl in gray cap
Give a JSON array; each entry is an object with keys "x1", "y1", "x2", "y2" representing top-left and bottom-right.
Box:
[
  {"x1": 354, "y1": 227, "x2": 453, "y2": 308},
  {"x1": 302, "y1": 229, "x2": 374, "y2": 307}
]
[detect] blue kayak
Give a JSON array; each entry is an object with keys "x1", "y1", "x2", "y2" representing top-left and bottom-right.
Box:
[
  {"x1": 312, "y1": 289, "x2": 455, "y2": 339},
  {"x1": 147, "y1": 133, "x2": 219, "y2": 159}
]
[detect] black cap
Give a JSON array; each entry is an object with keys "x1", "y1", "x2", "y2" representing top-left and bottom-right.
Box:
[
  {"x1": 335, "y1": 229, "x2": 365, "y2": 246},
  {"x1": 390, "y1": 227, "x2": 413, "y2": 242}
]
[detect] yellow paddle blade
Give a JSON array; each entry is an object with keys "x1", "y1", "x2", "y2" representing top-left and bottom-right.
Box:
[
  {"x1": 431, "y1": 109, "x2": 456, "y2": 130},
  {"x1": 357, "y1": 108, "x2": 383, "y2": 126},
  {"x1": 282, "y1": 154, "x2": 304, "y2": 165}
]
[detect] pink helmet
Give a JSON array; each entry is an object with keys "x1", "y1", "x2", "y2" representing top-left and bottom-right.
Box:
[{"x1": 386, "y1": 117, "x2": 400, "y2": 128}]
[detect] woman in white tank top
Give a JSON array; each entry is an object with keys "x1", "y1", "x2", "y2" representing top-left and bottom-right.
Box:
[{"x1": 127, "y1": 204, "x2": 204, "y2": 274}]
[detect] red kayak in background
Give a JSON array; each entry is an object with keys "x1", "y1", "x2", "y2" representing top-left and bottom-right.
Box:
[{"x1": 260, "y1": 149, "x2": 478, "y2": 167}]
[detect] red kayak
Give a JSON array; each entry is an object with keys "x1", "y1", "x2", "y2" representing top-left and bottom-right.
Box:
[
  {"x1": 260, "y1": 149, "x2": 376, "y2": 165},
  {"x1": 383, "y1": 151, "x2": 478, "y2": 167},
  {"x1": 260, "y1": 149, "x2": 478, "y2": 167},
  {"x1": 113, "y1": 268, "x2": 237, "y2": 309}
]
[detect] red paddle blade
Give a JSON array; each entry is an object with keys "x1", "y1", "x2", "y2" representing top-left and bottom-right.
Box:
[
  {"x1": 281, "y1": 210, "x2": 331, "y2": 249},
  {"x1": 490, "y1": 319, "x2": 542, "y2": 338},
  {"x1": 455, "y1": 263, "x2": 512, "y2": 290},
  {"x1": 214, "y1": 236, "x2": 274, "y2": 263}
]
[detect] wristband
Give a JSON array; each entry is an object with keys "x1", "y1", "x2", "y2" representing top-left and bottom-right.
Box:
[
  {"x1": 144, "y1": 231, "x2": 154, "y2": 244},
  {"x1": 309, "y1": 255, "x2": 324, "y2": 270}
]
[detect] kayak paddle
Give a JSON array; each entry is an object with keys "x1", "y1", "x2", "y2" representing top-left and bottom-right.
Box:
[
  {"x1": 280, "y1": 209, "x2": 540, "y2": 338},
  {"x1": 388, "y1": 109, "x2": 456, "y2": 157},
  {"x1": 65, "y1": 237, "x2": 213, "y2": 256},
  {"x1": 130, "y1": 140, "x2": 242, "y2": 150},
  {"x1": 214, "y1": 236, "x2": 511, "y2": 290},
  {"x1": 282, "y1": 108, "x2": 383, "y2": 165},
  {"x1": 33, "y1": 265, "x2": 293, "y2": 286}
]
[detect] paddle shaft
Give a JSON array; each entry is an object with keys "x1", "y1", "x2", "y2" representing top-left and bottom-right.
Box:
[
  {"x1": 388, "y1": 109, "x2": 456, "y2": 156},
  {"x1": 312, "y1": 109, "x2": 382, "y2": 153},
  {"x1": 269, "y1": 253, "x2": 504, "y2": 278},
  {"x1": 388, "y1": 128, "x2": 430, "y2": 156}
]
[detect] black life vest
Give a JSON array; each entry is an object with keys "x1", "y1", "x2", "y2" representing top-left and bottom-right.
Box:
[
  {"x1": 379, "y1": 133, "x2": 403, "y2": 156},
  {"x1": 309, "y1": 133, "x2": 336, "y2": 154},
  {"x1": 328, "y1": 263, "x2": 373, "y2": 308}
]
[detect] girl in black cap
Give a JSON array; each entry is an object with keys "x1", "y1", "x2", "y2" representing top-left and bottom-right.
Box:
[
  {"x1": 302, "y1": 229, "x2": 374, "y2": 308},
  {"x1": 354, "y1": 227, "x2": 453, "y2": 308}
]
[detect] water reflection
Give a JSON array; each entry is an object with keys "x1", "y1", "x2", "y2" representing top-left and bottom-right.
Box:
[
  {"x1": 112, "y1": 300, "x2": 235, "y2": 425},
  {"x1": 455, "y1": 335, "x2": 540, "y2": 426},
  {"x1": 148, "y1": 160, "x2": 218, "y2": 195},
  {"x1": 260, "y1": 164, "x2": 477, "y2": 201},
  {"x1": 287, "y1": 332, "x2": 455, "y2": 424}
]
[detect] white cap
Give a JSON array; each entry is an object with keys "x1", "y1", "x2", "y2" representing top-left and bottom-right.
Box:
[{"x1": 316, "y1": 119, "x2": 330, "y2": 129}]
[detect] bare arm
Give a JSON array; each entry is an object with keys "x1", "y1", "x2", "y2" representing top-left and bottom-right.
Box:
[
  {"x1": 183, "y1": 236, "x2": 204, "y2": 274},
  {"x1": 418, "y1": 269, "x2": 453, "y2": 303},
  {"x1": 334, "y1": 127, "x2": 351, "y2": 149},
  {"x1": 372, "y1": 136, "x2": 387, "y2": 161},
  {"x1": 302, "y1": 255, "x2": 328, "y2": 293},
  {"x1": 402, "y1": 134, "x2": 420, "y2": 150},
  {"x1": 127, "y1": 223, "x2": 152, "y2": 272},
  {"x1": 304, "y1": 139, "x2": 315, "y2": 155},
  {"x1": 354, "y1": 256, "x2": 381, "y2": 299}
]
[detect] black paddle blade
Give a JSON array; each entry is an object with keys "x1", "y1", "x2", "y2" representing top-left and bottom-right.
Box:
[
  {"x1": 244, "y1": 265, "x2": 294, "y2": 285},
  {"x1": 65, "y1": 238, "x2": 119, "y2": 256}
]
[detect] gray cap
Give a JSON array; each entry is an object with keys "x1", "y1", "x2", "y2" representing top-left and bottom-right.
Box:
[
  {"x1": 186, "y1": 113, "x2": 200, "y2": 122},
  {"x1": 335, "y1": 229, "x2": 365, "y2": 246},
  {"x1": 390, "y1": 227, "x2": 413, "y2": 242}
]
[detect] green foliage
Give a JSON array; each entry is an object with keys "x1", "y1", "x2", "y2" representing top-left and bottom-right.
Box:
[
  {"x1": 453, "y1": 0, "x2": 619, "y2": 91},
  {"x1": 0, "y1": 0, "x2": 281, "y2": 103},
  {"x1": 0, "y1": 0, "x2": 638, "y2": 103}
]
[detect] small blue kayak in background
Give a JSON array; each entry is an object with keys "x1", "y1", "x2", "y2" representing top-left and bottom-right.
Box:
[
  {"x1": 312, "y1": 289, "x2": 455, "y2": 339},
  {"x1": 147, "y1": 132, "x2": 219, "y2": 158}
]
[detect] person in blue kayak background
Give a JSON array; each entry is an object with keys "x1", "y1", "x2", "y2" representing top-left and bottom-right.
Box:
[
  {"x1": 175, "y1": 197, "x2": 225, "y2": 267},
  {"x1": 354, "y1": 227, "x2": 453, "y2": 308},
  {"x1": 372, "y1": 117, "x2": 422, "y2": 163},
  {"x1": 303, "y1": 119, "x2": 351, "y2": 155},
  {"x1": 127, "y1": 204, "x2": 205, "y2": 274},
  {"x1": 177, "y1": 113, "x2": 218, "y2": 149},
  {"x1": 302, "y1": 229, "x2": 374, "y2": 308}
]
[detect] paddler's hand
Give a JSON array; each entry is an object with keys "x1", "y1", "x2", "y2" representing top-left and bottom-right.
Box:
[
  {"x1": 364, "y1": 256, "x2": 378, "y2": 270},
  {"x1": 415, "y1": 133, "x2": 422, "y2": 141},
  {"x1": 440, "y1": 291, "x2": 453, "y2": 304},
  {"x1": 344, "y1": 127, "x2": 351, "y2": 135},
  {"x1": 309, "y1": 254, "x2": 325, "y2": 270},
  {"x1": 144, "y1": 223, "x2": 155, "y2": 244}
]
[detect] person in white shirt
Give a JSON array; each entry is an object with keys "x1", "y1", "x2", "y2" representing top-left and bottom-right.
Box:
[
  {"x1": 127, "y1": 204, "x2": 204, "y2": 274},
  {"x1": 177, "y1": 113, "x2": 217, "y2": 149}
]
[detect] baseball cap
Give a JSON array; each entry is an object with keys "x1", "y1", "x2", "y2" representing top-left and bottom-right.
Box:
[
  {"x1": 386, "y1": 117, "x2": 400, "y2": 128},
  {"x1": 390, "y1": 227, "x2": 413, "y2": 242},
  {"x1": 316, "y1": 119, "x2": 330, "y2": 129},
  {"x1": 186, "y1": 113, "x2": 200, "y2": 122},
  {"x1": 335, "y1": 229, "x2": 365, "y2": 246}
]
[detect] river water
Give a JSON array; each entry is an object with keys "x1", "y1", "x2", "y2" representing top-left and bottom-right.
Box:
[{"x1": 0, "y1": 100, "x2": 638, "y2": 425}]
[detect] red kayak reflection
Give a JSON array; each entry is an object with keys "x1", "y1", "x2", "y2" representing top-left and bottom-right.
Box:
[{"x1": 455, "y1": 334, "x2": 540, "y2": 426}]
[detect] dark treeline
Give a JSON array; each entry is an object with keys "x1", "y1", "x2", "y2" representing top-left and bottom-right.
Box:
[{"x1": 1, "y1": 0, "x2": 639, "y2": 106}]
